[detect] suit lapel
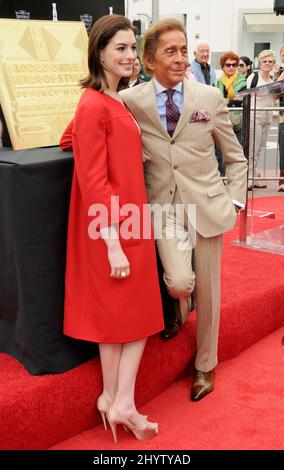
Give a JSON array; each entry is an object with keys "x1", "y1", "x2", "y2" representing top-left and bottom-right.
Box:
[
  {"x1": 137, "y1": 79, "x2": 199, "y2": 140},
  {"x1": 173, "y1": 80, "x2": 198, "y2": 138},
  {"x1": 138, "y1": 81, "x2": 171, "y2": 139}
]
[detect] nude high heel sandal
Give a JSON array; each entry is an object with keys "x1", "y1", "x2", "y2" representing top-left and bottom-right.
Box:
[
  {"x1": 96, "y1": 395, "x2": 110, "y2": 431},
  {"x1": 107, "y1": 408, "x2": 158, "y2": 443},
  {"x1": 129, "y1": 421, "x2": 159, "y2": 441},
  {"x1": 97, "y1": 395, "x2": 148, "y2": 435}
]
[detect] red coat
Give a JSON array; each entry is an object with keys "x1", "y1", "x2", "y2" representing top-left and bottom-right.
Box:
[{"x1": 63, "y1": 88, "x2": 164, "y2": 342}]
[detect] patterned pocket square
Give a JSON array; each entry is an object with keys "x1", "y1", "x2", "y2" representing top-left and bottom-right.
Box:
[{"x1": 190, "y1": 109, "x2": 210, "y2": 123}]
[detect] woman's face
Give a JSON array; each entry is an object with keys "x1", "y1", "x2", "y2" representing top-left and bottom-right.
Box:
[
  {"x1": 223, "y1": 58, "x2": 239, "y2": 78},
  {"x1": 132, "y1": 58, "x2": 141, "y2": 79},
  {"x1": 238, "y1": 60, "x2": 249, "y2": 76},
  {"x1": 100, "y1": 29, "x2": 137, "y2": 80},
  {"x1": 259, "y1": 55, "x2": 274, "y2": 73}
]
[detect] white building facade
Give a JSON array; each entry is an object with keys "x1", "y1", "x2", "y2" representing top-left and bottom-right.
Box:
[{"x1": 125, "y1": 0, "x2": 284, "y2": 69}]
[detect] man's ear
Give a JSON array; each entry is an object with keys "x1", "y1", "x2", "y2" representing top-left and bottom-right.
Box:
[
  {"x1": 193, "y1": 51, "x2": 197, "y2": 59},
  {"x1": 144, "y1": 55, "x2": 155, "y2": 72}
]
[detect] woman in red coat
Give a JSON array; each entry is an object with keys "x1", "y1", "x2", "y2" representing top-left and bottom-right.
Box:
[{"x1": 62, "y1": 15, "x2": 164, "y2": 442}]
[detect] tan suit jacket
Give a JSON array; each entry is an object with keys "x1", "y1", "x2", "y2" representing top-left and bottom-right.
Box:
[{"x1": 121, "y1": 79, "x2": 248, "y2": 238}]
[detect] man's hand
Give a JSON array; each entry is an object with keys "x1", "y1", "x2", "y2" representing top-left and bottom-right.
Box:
[{"x1": 234, "y1": 204, "x2": 241, "y2": 214}]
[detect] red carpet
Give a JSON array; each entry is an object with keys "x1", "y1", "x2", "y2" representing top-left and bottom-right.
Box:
[
  {"x1": 0, "y1": 196, "x2": 283, "y2": 450},
  {"x1": 50, "y1": 326, "x2": 284, "y2": 450},
  {"x1": 247, "y1": 195, "x2": 284, "y2": 219}
]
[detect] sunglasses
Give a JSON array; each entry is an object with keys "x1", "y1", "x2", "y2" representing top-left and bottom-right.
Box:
[
  {"x1": 238, "y1": 63, "x2": 246, "y2": 68},
  {"x1": 262, "y1": 60, "x2": 273, "y2": 64},
  {"x1": 225, "y1": 63, "x2": 238, "y2": 68}
]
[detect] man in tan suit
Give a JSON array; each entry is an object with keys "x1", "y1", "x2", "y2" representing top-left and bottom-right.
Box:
[{"x1": 122, "y1": 19, "x2": 247, "y2": 401}]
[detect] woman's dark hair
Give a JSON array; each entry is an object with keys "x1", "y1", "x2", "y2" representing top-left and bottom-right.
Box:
[
  {"x1": 81, "y1": 14, "x2": 137, "y2": 92},
  {"x1": 239, "y1": 56, "x2": 253, "y2": 77}
]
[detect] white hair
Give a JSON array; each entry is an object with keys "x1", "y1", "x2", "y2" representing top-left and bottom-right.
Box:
[
  {"x1": 258, "y1": 49, "x2": 276, "y2": 63},
  {"x1": 194, "y1": 40, "x2": 210, "y2": 52}
]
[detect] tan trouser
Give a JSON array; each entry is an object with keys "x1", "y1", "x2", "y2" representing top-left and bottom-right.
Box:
[{"x1": 156, "y1": 189, "x2": 223, "y2": 372}]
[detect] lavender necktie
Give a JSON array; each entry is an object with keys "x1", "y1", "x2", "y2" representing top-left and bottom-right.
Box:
[{"x1": 163, "y1": 89, "x2": 180, "y2": 137}]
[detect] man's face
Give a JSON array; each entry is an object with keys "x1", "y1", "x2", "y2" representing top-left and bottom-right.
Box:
[
  {"x1": 194, "y1": 44, "x2": 210, "y2": 65},
  {"x1": 146, "y1": 29, "x2": 188, "y2": 88}
]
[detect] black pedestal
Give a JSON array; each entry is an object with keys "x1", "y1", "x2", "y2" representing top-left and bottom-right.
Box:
[{"x1": 0, "y1": 147, "x2": 96, "y2": 374}]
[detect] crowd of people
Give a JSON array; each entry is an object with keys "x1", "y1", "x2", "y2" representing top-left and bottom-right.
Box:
[{"x1": 188, "y1": 41, "x2": 284, "y2": 189}]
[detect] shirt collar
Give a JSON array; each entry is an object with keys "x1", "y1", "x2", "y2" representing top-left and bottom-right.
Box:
[
  {"x1": 153, "y1": 78, "x2": 183, "y2": 95},
  {"x1": 200, "y1": 62, "x2": 209, "y2": 70}
]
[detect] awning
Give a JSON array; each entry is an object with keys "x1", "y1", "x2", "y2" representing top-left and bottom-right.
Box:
[{"x1": 244, "y1": 12, "x2": 284, "y2": 33}]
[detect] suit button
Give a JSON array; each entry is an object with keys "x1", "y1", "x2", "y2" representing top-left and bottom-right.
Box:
[
  {"x1": 170, "y1": 190, "x2": 173, "y2": 194},
  {"x1": 173, "y1": 165, "x2": 178, "y2": 170},
  {"x1": 171, "y1": 140, "x2": 175, "y2": 145}
]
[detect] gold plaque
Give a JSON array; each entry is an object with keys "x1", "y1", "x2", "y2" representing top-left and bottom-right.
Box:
[{"x1": 0, "y1": 19, "x2": 88, "y2": 150}]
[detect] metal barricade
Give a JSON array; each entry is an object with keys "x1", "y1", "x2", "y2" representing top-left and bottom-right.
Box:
[{"x1": 230, "y1": 86, "x2": 284, "y2": 255}]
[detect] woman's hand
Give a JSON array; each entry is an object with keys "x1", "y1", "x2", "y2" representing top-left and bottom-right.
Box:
[
  {"x1": 107, "y1": 243, "x2": 130, "y2": 279},
  {"x1": 100, "y1": 223, "x2": 130, "y2": 279},
  {"x1": 142, "y1": 152, "x2": 151, "y2": 162},
  {"x1": 273, "y1": 64, "x2": 282, "y2": 80}
]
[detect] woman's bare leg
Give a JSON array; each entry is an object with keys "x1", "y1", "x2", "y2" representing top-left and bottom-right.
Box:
[
  {"x1": 111, "y1": 338, "x2": 147, "y2": 427},
  {"x1": 98, "y1": 343, "x2": 122, "y2": 403}
]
